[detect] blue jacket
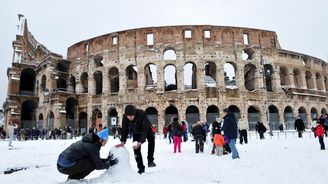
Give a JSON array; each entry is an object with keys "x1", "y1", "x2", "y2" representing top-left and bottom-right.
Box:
[{"x1": 221, "y1": 112, "x2": 238, "y2": 139}]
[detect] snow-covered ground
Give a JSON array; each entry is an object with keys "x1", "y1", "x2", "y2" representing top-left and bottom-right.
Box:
[{"x1": 0, "y1": 131, "x2": 328, "y2": 184}]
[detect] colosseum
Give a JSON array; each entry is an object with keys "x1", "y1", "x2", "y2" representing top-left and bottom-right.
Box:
[{"x1": 3, "y1": 17, "x2": 328, "y2": 134}]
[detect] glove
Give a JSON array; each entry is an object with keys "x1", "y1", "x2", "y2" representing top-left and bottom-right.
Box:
[
  {"x1": 109, "y1": 158, "x2": 119, "y2": 166},
  {"x1": 106, "y1": 152, "x2": 114, "y2": 161}
]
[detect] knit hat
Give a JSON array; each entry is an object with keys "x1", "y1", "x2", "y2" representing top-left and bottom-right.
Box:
[
  {"x1": 97, "y1": 128, "x2": 109, "y2": 141},
  {"x1": 125, "y1": 105, "x2": 136, "y2": 115}
]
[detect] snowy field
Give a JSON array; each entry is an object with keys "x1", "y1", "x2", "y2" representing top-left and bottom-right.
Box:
[{"x1": 0, "y1": 131, "x2": 328, "y2": 184}]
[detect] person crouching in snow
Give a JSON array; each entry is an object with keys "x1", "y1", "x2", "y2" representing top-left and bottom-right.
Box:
[
  {"x1": 171, "y1": 117, "x2": 183, "y2": 153},
  {"x1": 213, "y1": 132, "x2": 225, "y2": 156},
  {"x1": 315, "y1": 121, "x2": 325, "y2": 150},
  {"x1": 57, "y1": 128, "x2": 118, "y2": 180}
]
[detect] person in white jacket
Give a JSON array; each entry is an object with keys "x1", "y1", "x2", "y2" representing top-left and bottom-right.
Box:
[
  {"x1": 7, "y1": 121, "x2": 18, "y2": 148},
  {"x1": 237, "y1": 118, "x2": 248, "y2": 144}
]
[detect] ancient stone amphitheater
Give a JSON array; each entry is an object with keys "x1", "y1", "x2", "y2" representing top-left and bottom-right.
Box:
[{"x1": 3, "y1": 18, "x2": 328, "y2": 133}]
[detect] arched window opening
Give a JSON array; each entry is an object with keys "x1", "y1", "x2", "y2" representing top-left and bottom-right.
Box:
[
  {"x1": 126, "y1": 65, "x2": 138, "y2": 89},
  {"x1": 41, "y1": 75, "x2": 47, "y2": 92},
  {"x1": 284, "y1": 106, "x2": 294, "y2": 130},
  {"x1": 21, "y1": 100, "x2": 38, "y2": 128},
  {"x1": 186, "y1": 105, "x2": 200, "y2": 126},
  {"x1": 79, "y1": 112, "x2": 88, "y2": 135},
  {"x1": 66, "y1": 97, "x2": 78, "y2": 129},
  {"x1": 164, "y1": 65, "x2": 177, "y2": 91},
  {"x1": 56, "y1": 61, "x2": 69, "y2": 73},
  {"x1": 184, "y1": 62, "x2": 197, "y2": 89},
  {"x1": 94, "y1": 54, "x2": 104, "y2": 67},
  {"x1": 47, "y1": 111, "x2": 55, "y2": 129},
  {"x1": 205, "y1": 62, "x2": 217, "y2": 87},
  {"x1": 316, "y1": 73, "x2": 324, "y2": 91},
  {"x1": 108, "y1": 108, "x2": 118, "y2": 127},
  {"x1": 145, "y1": 107, "x2": 158, "y2": 131},
  {"x1": 280, "y1": 66, "x2": 290, "y2": 86},
  {"x1": 165, "y1": 106, "x2": 178, "y2": 125},
  {"x1": 242, "y1": 48, "x2": 254, "y2": 61},
  {"x1": 264, "y1": 64, "x2": 274, "y2": 92},
  {"x1": 108, "y1": 67, "x2": 119, "y2": 93},
  {"x1": 93, "y1": 71, "x2": 103, "y2": 95},
  {"x1": 305, "y1": 71, "x2": 314, "y2": 89},
  {"x1": 92, "y1": 109, "x2": 102, "y2": 131},
  {"x1": 293, "y1": 69, "x2": 302, "y2": 88},
  {"x1": 224, "y1": 63, "x2": 236, "y2": 87},
  {"x1": 311, "y1": 107, "x2": 318, "y2": 119},
  {"x1": 244, "y1": 64, "x2": 256, "y2": 91},
  {"x1": 164, "y1": 49, "x2": 176, "y2": 60},
  {"x1": 68, "y1": 75, "x2": 76, "y2": 93},
  {"x1": 269, "y1": 105, "x2": 279, "y2": 130},
  {"x1": 19, "y1": 68, "x2": 36, "y2": 95},
  {"x1": 248, "y1": 106, "x2": 260, "y2": 131},
  {"x1": 80, "y1": 72, "x2": 88, "y2": 93},
  {"x1": 144, "y1": 64, "x2": 157, "y2": 89},
  {"x1": 298, "y1": 107, "x2": 307, "y2": 125},
  {"x1": 228, "y1": 105, "x2": 241, "y2": 120},
  {"x1": 206, "y1": 105, "x2": 219, "y2": 124}
]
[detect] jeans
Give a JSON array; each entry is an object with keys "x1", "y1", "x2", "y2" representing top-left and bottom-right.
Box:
[
  {"x1": 8, "y1": 133, "x2": 14, "y2": 147},
  {"x1": 133, "y1": 129, "x2": 155, "y2": 170},
  {"x1": 228, "y1": 139, "x2": 240, "y2": 159},
  {"x1": 194, "y1": 136, "x2": 204, "y2": 153}
]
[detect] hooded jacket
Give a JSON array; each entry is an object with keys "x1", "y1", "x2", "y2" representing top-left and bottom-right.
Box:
[
  {"x1": 58, "y1": 133, "x2": 109, "y2": 170},
  {"x1": 120, "y1": 109, "x2": 152, "y2": 143},
  {"x1": 221, "y1": 112, "x2": 238, "y2": 139}
]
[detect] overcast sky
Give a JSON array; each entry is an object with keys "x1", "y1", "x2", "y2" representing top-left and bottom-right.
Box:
[{"x1": 0, "y1": 0, "x2": 327, "y2": 106}]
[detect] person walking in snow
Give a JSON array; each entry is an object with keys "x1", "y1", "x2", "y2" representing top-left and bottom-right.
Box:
[
  {"x1": 7, "y1": 121, "x2": 18, "y2": 148},
  {"x1": 181, "y1": 121, "x2": 188, "y2": 142},
  {"x1": 221, "y1": 108, "x2": 240, "y2": 159},
  {"x1": 294, "y1": 115, "x2": 305, "y2": 138},
  {"x1": 237, "y1": 117, "x2": 248, "y2": 144},
  {"x1": 116, "y1": 105, "x2": 156, "y2": 174},
  {"x1": 255, "y1": 121, "x2": 267, "y2": 139},
  {"x1": 171, "y1": 117, "x2": 183, "y2": 153},
  {"x1": 213, "y1": 131, "x2": 225, "y2": 156},
  {"x1": 211, "y1": 120, "x2": 222, "y2": 154},
  {"x1": 57, "y1": 128, "x2": 118, "y2": 180},
  {"x1": 311, "y1": 115, "x2": 318, "y2": 138},
  {"x1": 192, "y1": 121, "x2": 205, "y2": 153},
  {"x1": 315, "y1": 121, "x2": 325, "y2": 150}
]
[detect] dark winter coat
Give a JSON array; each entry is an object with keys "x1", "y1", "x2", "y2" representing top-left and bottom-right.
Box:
[
  {"x1": 120, "y1": 109, "x2": 153, "y2": 143},
  {"x1": 171, "y1": 121, "x2": 183, "y2": 137},
  {"x1": 192, "y1": 124, "x2": 205, "y2": 138},
  {"x1": 294, "y1": 118, "x2": 305, "y2": 131},
  {"x1": 221, "y1": 112, "x2": 238, "y2": 139},
  {"x1": 211, "y1": 121, "x2": 221, "y2": 136},
  {"x1": 58, "y1": 133, "x2": 109, "y2": 170},
  {"x1": 255, "y1": 122, "x2": 267, "y2": 133}
]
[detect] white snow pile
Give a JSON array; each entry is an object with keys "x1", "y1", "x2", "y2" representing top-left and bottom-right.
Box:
[{"x1": 88, "y1": 147, "x2": 138, "y2": 183}]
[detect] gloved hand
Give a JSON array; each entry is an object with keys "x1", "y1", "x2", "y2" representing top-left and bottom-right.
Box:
[
  {"x1": 106, "y1": 152, "x2": 114, "y2": 161},
  {"x1": 109, "y1": 158, "x2": 119, "y2": 166}
]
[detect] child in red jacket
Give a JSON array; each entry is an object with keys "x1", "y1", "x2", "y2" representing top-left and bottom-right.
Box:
[
  {"x1": 315, "y1": 122, "x2": 325, "y2": 150},
  {"x1": 213, "y1": 133, "x2": 225, "y2": 156}
]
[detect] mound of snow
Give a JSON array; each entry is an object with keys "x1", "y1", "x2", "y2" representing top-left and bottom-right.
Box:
[{"x1": 88, "y1": 147, "x2": 138, "y2": 183}]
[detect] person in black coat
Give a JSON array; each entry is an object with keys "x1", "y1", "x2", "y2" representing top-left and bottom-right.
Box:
[
  {"x1": 192, "y1": 121, "x2": 205, "y2": 153},
  {"x1": 255, "y1": 121, "x2": 267, "y2": 139},
  {"x1": 116, "y1": 105, "x2": 156, "y2": 174},
  {"x1": 294, "y1": 115, "x2": 305, "y2": 138},
  {"x1": 57, "y1": 128, "x2": 118, "y2": 180},
  {"x1": 221, "y1": 108, "x2": 240, "y2": 159}
]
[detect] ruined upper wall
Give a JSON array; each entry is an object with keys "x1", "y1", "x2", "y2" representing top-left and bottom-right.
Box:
[{"x1": 67, "y1": 25, "x2": 280, "y2": 61}]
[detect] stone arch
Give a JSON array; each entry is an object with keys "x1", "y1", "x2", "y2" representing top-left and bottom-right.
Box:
[
  {"x1": 20, "y1": 68, "x2": 36, "y2": 94},
  {"x1": 280, "y1": 66, "x2": 290, "y2": 86},
  {"x1": 186, "y1": 105, "x2": 200, "y2": 125},
  {"x1": 315, "y1": 73, "x2": 324, "y2": 91},
  {"x1": 108, "y1": 67, "x2": 119, "y2": 93},
  {"x1": 324, "y1": 76, "x2": 328, "y2": 92},
  {"x1": 228, "y1": 105, "x2": 240, "y2": 120},
  {"x1": 57, "y1": 76, "x2": 67, "y2": 91},
  {"x1": 206, "y1": 105, "x2": 219, "y2": 124},
  {"x1": 293, "y1": 68, "x2": 302, "y2": 88},
  {"x1": 264, "y1": 64, "x2": 274, "y2": 91},
  {"x1": 108, "y1": 108, "x2": 118, "y2": 127},
  {"x1": 40, "y1": 75, "x2": 47, "y2": 92},
  {"x1": 321, "y1": 108, "x2": 327, "y2": 115},
  {"x1": 184, "y1": 62, "x2": 197, "y2": 89},
  {"x1": 145, "y1": 107, "x2": 158, "y2": 130},
  {"x1": 56, "y1": 61, "x2": 69, "y2": 73},
  {"x1": 38, "y1": 113, "x2": 44, "y2": 129},
  {"x1": 66, "y1": 97, "x2": 78, "y2": 129},
  {"x1": 165, "y1": 105, "x2": 178, "y2": 125},
  {"x1": 269, "y1": 105, "x2": 279, "y2": 130},
  {"x1": 80, "y1": 72, "x2": 88, "y2": 93},
  {"x1": 47, "y1": 111, "x2": 55, "y2": 129},
  {"x1": 311, "y1": 107, "x2": 318, "y2": 119},
  {"x1": 93, "y1": 71, "x2": 103, "y2": 95},
  {"x1": 305, "y1": 71, "x2": 314, "y2": 89},
  {"x1": 79, "y1": 112, "x2": 88, "y2": 135},
  {"x1": 164, "y1": 49, "x2": 176, "y2": 60},
  {"x1": 224, "y1": 62, "x2": 237, "y2": 87},
  {"x1": 205, "y1": 61, "x2": 217, "y2": 87},
  {"x1": 298, "y1": 107, "x2": 307, "y2": 125},
  {"x1": 126, "y1": 65, "x2": 138, "y2": 89},
  {"x1": 164, "y1": 64, "x2": 177, "y2": 91},
  {"x1": 248, "y1": 106, "x2": 261, "y2": 131},
  {"x1": 284, "y1": 106, "x2": 294, "y2": 130},
  {"x1": 21, "y1": 99, "x2": 38, "y2": 128},
  {"x1": 144, "y1": 63, "x2": 157, "y2": 87},
  {"x1": 244, "y1": 64, "x2": 257, "y2": 91},
  {"x1": 92, "y1": 108, "x2": 102, "y2": 131},
  {"x1": 68, "y1": 75, "x2": 76, "y2": 93},
  {"x1": 94, "y1": 54, "x2": 104, "y2": 67}
]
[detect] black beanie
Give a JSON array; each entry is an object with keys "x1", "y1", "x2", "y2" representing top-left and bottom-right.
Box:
[{"x1": 125, "y1": 105, "x2": 136, "y2": 115}]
